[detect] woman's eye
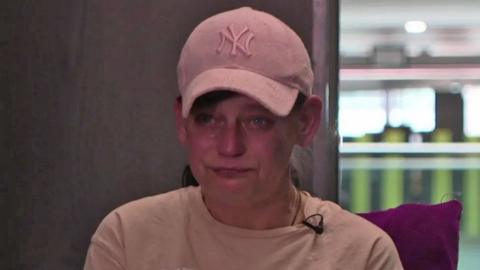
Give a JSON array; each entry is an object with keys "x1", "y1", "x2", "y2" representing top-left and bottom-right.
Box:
[
  {"x1": 247, "y1": 117, "x2": 273, "y2": 129},
  {"x1": 194, "y1": 113, "x2": 216, "y2": 126}
]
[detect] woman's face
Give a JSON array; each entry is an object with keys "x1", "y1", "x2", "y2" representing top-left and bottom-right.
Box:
[{"x1": 176, "y1": 92, "x2": 303, "y2": 206}]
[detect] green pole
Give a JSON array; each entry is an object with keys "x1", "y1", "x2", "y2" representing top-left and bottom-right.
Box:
[
  {"x1": 381, "y1": 129, "x2": 405, "y2": 209},
  {"x1": 464, "y1": 136, "x2": 480, "y2": 237},
  {"x1": 432, "y1": 129, "x2": 453, "y2": 203},
  {"x1": 351, "y1": 135, "x2": 372, "y2": 213}
]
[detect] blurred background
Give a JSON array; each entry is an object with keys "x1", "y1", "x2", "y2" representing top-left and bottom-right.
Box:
[{"x1": 338, "y1": 1, "x2": 480, "y2": 269}]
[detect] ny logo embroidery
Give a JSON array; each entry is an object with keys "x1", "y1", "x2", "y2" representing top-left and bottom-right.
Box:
[{"x1": 216, "y1": 25, "x2": 254, "y2": 56}]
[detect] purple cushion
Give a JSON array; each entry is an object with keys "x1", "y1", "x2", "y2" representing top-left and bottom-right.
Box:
[{"x1": 358, "y1": 200, "x2": 462, "y2": 270}]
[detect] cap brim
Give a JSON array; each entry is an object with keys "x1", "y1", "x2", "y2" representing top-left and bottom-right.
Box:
[{"x1": 182, "y1": 68, "x2": 299, "y2": 117}]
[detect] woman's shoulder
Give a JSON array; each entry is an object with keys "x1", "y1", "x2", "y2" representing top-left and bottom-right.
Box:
[
  {"x1": 304, "y1": 196, "x2": 392, "y2": 241},
  {"x1": 96, "y1": 186, "x2": 199, "y2": 233},
  {"x1": 304, "y1": 197, "x2": 402, "y2": 268}
]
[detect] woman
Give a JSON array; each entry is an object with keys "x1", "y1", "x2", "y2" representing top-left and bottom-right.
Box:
[{"x1": 84, "y1": 7, "x2": 403, "y2": 270}]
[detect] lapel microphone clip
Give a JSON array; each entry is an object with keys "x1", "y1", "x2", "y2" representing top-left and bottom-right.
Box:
[{"x1": 302, "y1": 214, "x2": 324, "y2": 235}]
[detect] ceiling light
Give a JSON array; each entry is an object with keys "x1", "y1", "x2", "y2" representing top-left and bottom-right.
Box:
[{"x1": 404, "y1": 20, "x2": 427, "y2": 33}]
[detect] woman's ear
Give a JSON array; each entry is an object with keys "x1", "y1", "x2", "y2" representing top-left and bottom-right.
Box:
[
  {"x1": 296, "y1": 95, "x2": 322, "y2": 147},
  {"x1": 174, "y1": 97, "x2": 187, "y2": 144}
]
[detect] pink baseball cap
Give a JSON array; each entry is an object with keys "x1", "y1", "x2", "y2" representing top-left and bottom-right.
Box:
[{"x1": 177, "y1": 7, "x2": 313, "y2": 117}]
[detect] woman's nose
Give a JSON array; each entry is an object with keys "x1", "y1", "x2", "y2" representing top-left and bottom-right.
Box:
[{"x1": 216, "y1": 122, "x2": 246, "y2": 157}]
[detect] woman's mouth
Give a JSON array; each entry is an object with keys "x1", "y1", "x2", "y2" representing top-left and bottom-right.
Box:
[{"x1": 211, "y1": 167, "x2": 253, "y2": 178}]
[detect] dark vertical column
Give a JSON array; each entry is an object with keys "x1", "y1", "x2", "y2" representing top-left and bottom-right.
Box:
[
  {"x1": 1, "y1": 4, "x2": 12, "y2": 268},
  {"x1": 435, "y1": 91, "x2": 464, "y2": 141},
  {"x1": 312, "y1": 0, "x2": 339, "y2": 201}
]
